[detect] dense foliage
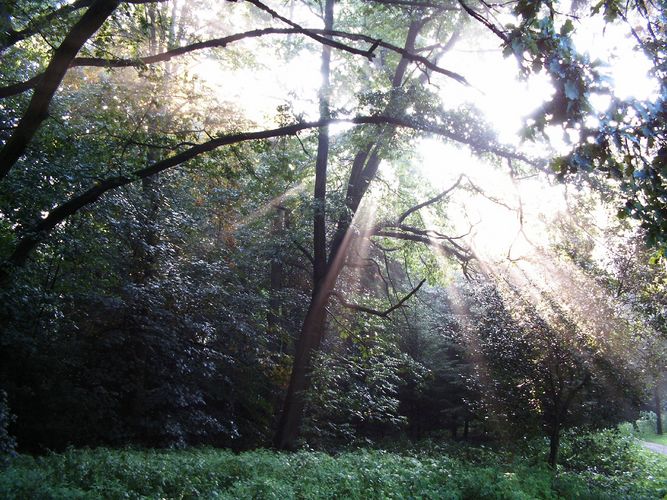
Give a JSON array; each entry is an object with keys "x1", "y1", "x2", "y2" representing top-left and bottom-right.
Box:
[
  {"x1": 1, "y1": 428, "x2": 665, "y2": 499},
  {"x1": 0, "y1": 0, "x2": 665, "y2": 490}
]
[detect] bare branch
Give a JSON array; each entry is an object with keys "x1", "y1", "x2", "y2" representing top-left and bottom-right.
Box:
[
  {"x1": 464, "y1": 177, "x2": 518, "y2": 210},
  {"x1": 458, "y1": 0, "x2": 508, "y2": 43},
  {"x1": 243, "y1": 0, "x2": 377, "y2": 59},
  {"x1": 292, "y1": 239, "x2": 315, "y2": 265},
  {"x1": 331, "y1": 278, "x2": 426, "y2": 317},
  {"x1": 395, "y1": 174, "x2": 464, "y2": 224},
  {"x1": 361, "y1": 0, "x2": 460, "y2": 10},
  {"x1": 373, "y1": 229, "x2": 473, "y2": 262}
]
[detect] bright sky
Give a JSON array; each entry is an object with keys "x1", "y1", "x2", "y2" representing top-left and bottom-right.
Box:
[
  {"x1": 413, "y1": 9, "x2": 657, "y2": 263},
  {"x1": 189, "y1": 1, "x2": 657, "y2": 263}
]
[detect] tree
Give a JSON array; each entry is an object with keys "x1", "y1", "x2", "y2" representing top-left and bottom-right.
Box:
[
  {"x1": 1, "y1": 0, "x2": 666, "y2": 452},
  {"x1": 455, "y1": 274, "x2": 643, "y2": 466}
]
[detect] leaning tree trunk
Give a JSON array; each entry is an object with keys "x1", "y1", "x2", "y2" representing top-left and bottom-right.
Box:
[
  {"x1": 273, "y1": 0, "x2": 335, "y2": 450},
  {"x1": 273, "y1": 15, "x2": 426, "y2": 450}
]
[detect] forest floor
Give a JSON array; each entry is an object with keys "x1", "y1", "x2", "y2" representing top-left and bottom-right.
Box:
[{"x1": 1, "y1": 431, "x2": 666, "y2": 499}]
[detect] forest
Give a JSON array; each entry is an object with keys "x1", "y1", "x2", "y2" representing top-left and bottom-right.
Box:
[{"x1": 0, "y1": 0, "x2": 666, "y2": 498}]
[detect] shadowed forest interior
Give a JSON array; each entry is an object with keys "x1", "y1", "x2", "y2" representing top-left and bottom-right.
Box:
[{"x1": 0, "y1": 0, "x2": 666, "y2": 497}]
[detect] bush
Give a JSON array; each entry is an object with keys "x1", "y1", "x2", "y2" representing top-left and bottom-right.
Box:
[
  {"x1": 559, "y1": 428, "x2": 667, "y2": 499},
  {"x1": 636, "y1": 412, "x2": 658, "y2": 436}
]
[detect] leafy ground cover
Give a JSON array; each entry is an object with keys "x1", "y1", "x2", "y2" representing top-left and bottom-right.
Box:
[{"x1": 1, "y1": 430, "x2": 665, "y2": 499}]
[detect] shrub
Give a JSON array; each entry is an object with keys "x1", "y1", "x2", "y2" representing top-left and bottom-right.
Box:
[{"x1": 636, "y1": 412, "x2": 658, "y2": 436}]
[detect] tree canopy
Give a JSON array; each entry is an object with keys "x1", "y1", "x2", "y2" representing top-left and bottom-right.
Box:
[{"x1": 0, "y1": 0, "x2": 665, "y2": 463}]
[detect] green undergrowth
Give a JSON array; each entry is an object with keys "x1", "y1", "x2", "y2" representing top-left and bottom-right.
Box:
[
  {"x1": 0, "y1": 431, "x2": 665, "y2": 499},
  {"x1": 618, "y1": 411, "x2": 667, "y2": 446},
  {"x1": 644, "y1": 433, "x2": 667, "y2": 446}
]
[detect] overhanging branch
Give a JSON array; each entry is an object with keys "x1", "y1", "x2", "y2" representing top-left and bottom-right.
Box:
[
  {"x1": 243, "y1": 0, "x2": 377, "y2": 59},
  {"x1": 331, "y1": 278, "x2": 426, "y2": 317},
  {"x1": 5, "y1": 113, "x2": 533, "y2": 271},
  {"x1": 1, "y1": 27, "x2": 469, "y2": 98},
  {"x1": 395, "y1": 174, "x2": 464, "y2": 224},
  {"x1": 372, "y1": 229, "x2": 473, "y2": 263},
  {"x1": 458, "y1": 0, "x2": 508, "y2": 43}
]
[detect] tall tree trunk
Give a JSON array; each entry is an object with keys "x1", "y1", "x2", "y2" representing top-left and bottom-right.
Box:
[
  {"x1": 274, "y1": 15, "x2": 428, "y2": 450},
  {"x1": 656, "y1": 378, "x2": 663, "y2": 435},
  {"x1": 548, "y1": 423, "x2": 561, "y2": 467},
  {"x1": 273, "y1": 0, "x2": 335, "y2": 450}
]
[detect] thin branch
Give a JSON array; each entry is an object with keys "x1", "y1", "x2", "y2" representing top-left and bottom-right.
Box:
[
  {"x1": 325, "y1": 306, "x2": 362, "y2": 341},
  {"x1": 464, "y1": 178, "x2": 518, "y2": 210},
  {"x1": 362, "y1": 0, "x2": 460, "y2": 10},
  {"x1": 292, "y1": 239, "x2": 315, "y2": 265},
  {"x1": 0, "y1": 27, "x2": 470, "y2": 98},
  {"x1": 373, "y1": 229, "x2": 472, "y2": 262},
  {"x1": 396, "y1": 174, "x2": 464, "y2": 224},
  {"x1": 244, "y1": 0, "x2": 377, "y2": 59},
  {"x1": 331, "y1": 278, "x2": 426, "y2": 317},
  {"x1": 458, "y1": 0, "x2": 508, "y2": 43},
  {"x1": 346, "y1": 256, "x2": 391, "y2": 298},
  {"x1": 395, "y1": 224, "x2": 470, "y2": 249}
]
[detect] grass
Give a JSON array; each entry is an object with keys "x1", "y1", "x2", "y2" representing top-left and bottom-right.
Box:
[
  {"x1": 641, "y1": 432, "x2": 667, "y2": 447},
  {"x1": 631, "y1": 412, "x2": 667, "y2": 447},
  {"x1": 0, "y1": 430, "x2": 665, "y2": 499}
]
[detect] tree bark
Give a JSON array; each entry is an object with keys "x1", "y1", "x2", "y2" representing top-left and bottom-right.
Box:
[{"x1": 548, "y1": 423, "x2": 561, "y2": 467}]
